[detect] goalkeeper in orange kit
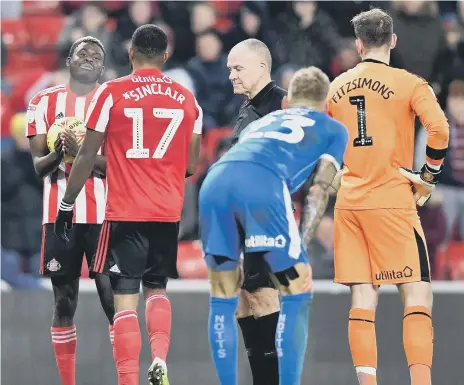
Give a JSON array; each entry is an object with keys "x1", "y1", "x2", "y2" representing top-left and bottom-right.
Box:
[{"x1": 328, "y1": 8, "x2": 449, "y2": 385}]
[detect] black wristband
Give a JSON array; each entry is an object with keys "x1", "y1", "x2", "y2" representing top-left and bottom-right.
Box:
[{"x1": 426, "y1": 145, "x2": 447, "y2": 161}]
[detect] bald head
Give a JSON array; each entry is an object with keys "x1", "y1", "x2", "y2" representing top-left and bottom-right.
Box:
[
  {"x1": 232, "y1": 39, "x2": 272, "y2": 71},
  {"x1": 227, "y1": 39, "x2": 273, "y2": 99}
]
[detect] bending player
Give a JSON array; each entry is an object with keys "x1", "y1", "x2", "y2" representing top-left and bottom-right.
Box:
[
  {"x1": 199, "y1": 67, "x2": 348, "y2": 385},
  {"x1": 54, "y1": 25, "x2": 202, "y2": 385},
  {"x1": 26, "y1": 36, "x2": 115, "y2": 385},
  {"x1": 328, "y1": 9, "x2": 449, "y2": 385}
]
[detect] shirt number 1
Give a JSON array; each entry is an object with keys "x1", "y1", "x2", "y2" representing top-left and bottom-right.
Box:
[{"x1": 350, "y1": 95, "x2": 373, "y2": 147}]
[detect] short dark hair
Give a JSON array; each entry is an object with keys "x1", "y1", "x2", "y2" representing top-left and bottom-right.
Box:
[
  {"x1": 69, "y1": 36, "x2": 106, "y2": 58},
  {"x1": 131, "y1": 24, "x2": 168, "y2": 60},
  {"x1": 351, "y1": 8, "x2": 393, "y2": 49}
]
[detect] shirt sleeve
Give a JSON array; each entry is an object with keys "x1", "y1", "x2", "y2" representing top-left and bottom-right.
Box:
[
  {"x1": 85, "y1": 83, "x2": 114, "y2": 133},
  {"x1": 193, "y1": 96, "x2": 203, "y2": 134},
  {"x1": 410, "y1": 80, "x2": 449, "y2": 152},
  {"x1": 320, "y1": 121, "x2": 349, "y2": 171},
  {"x1": 25, "y1": 93, "x2": 48, "y2": 137}
]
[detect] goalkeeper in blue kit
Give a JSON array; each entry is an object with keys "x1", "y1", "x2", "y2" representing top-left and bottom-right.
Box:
[{"x1": 199, "y1": 67, "x2": 349, "y2": 385}]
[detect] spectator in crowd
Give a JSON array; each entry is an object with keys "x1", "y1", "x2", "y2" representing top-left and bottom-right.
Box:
[
  {"x1": 274, "y1": 63, "x2": 298, "y2": 91},
  {"x1": 1, "y1": 113, "x2": 43, "y2": 282},
  {"x1": 390, "y1": 1, "x2": 447, "y2": 82},
  {"x1": 57, "y1": 2, "x2": 113, "y2": 68},
  {"x1": 330, "y1": 38, "x2": 361, "y2": 79},
  {"x1": 415, "y1": 75, "x2": 464, "y2": 249},
  {"x1": 223, "y1": 2, "x2": 277, "y2": 62},
  {"x1": 163, "y1": 28, "x2": 196, "y2": 95},
  {"x1": 110, "y1": 0, "x2": 166, "y2": 76},
  {"x1": 433, "y1": 10, "x2": 464, "y2": 107},
  {"x1": 191, "y1": 2, "x2": 218, "y2": 35},
  {"x1": 186, "y1": 29, "x2": 239, "y2": 129},
  {"x1": 274, "y1": 1, "x2": 341, "y2": 76}
]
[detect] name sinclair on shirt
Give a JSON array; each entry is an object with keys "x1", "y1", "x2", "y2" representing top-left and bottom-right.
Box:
[{"x1": 123, "y1": 76, "x2": 186, "y2": 104}]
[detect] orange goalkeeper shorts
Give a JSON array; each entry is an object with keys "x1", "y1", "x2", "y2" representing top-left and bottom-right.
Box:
[{"x1": 334, "y1": 208, "x2": 431, "y2": 285}]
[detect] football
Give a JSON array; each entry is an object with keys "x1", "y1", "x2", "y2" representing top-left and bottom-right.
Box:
[{"x1": 47, "y1": 117, "x2": 86, "y2": 163}]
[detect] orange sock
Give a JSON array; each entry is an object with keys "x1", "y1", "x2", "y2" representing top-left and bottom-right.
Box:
[
  {"x1": 403, "y1": 306, "x2": 433, "y2": 385},
  {"x1": 348, "y1": 308, "x2": 377, "y2": 385}
]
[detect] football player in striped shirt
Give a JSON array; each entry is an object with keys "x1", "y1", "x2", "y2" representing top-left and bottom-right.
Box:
[{"x1": 26, "y1": 36, "x2": 115, "y2": 385}]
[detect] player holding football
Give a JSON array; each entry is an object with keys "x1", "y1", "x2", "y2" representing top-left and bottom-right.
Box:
[
  {"x1": 199, "y1": 67, "x2": 348, "y2": 385},
  {"x1": 54, "y1": 25, "x2": 202, "y2": 385},
  {"x1": 328, "y1": 9, "x2": 449, "y2": 385},
  {"x1": 26, "y1": 36, "x2": 115, "y2": 385}
]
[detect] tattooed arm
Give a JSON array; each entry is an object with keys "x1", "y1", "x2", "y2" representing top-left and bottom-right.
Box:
[{"x1": 299, "y1": 159, "x2": 338, "y2": 250}]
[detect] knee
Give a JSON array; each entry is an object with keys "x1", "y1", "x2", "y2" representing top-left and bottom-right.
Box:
[
  {"x1": 94, "y1": 274, "x2": 115, "y2": 322},
  {"x1": 400, "y1": 282, "x2": 433, "y2": 310},
  {"x1": 350, "y1": 284, "x2": 379, "y2": 312},
  {"x1": 245, "y1": 288, "x2": 280, "y2": 317},
  {"x1": 236, "y1": 291, "x2": 253, "y2": 318},
  {"x1": 275, "y1": 263, "x2": 312, "y2": 295},
  {"x1": 54, "y1": 292, "x2": 78, "y2": 323},
  {"x1": 208, "y1": 268, "x2": 240, "y2": 298}
]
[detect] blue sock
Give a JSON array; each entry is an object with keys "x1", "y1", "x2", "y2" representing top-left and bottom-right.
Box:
[
  {"x1": 276, "y1": 292, "x2": 313, "y2": 385},
  {"x1": 208, "y1": 296, "x2": 239, "y2": 385}
]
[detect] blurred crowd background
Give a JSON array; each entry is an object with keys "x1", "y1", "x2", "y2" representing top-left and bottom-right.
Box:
[{"x1": 1, "y1": 0, "x2": 463, "y2": 289}]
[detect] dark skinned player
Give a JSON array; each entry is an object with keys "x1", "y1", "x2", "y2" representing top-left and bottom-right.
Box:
[{"x1": 26, "y1": 36, "x2": 115, "y2": 385}]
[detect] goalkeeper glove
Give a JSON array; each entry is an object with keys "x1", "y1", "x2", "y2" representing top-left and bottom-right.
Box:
[
  {"x1": 54, "y1": 200, "x2": 74, "y2": 243},
  {"x1": 399, "y1": 164, "x2": 441, "y2": 206}
]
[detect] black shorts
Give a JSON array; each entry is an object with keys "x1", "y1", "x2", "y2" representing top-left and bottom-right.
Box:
[
  {"x1": 242, "y1": 254, "x2": 276, "y2": 293},
  {"x1": 40, "y1": 224, "x2": 101, "y2": 280},
  {"x1": 91, "y1": 221, "x2": 179, "y2": 294}
]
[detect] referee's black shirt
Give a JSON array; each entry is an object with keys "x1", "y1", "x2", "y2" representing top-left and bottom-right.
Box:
[{"x1": 231, "y1": 81, "x2": 287, "y2": 144}]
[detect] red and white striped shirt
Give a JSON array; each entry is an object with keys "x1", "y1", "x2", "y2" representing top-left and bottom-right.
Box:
[{"x1": 26, "y1": 84, "x2": 106, "y2": 224}]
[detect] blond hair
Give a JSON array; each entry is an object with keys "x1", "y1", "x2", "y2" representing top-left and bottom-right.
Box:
[{"x1": 288, "y1": 66, "x2": 330, "y2": 105}]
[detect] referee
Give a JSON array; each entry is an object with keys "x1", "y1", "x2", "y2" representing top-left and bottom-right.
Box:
[{"x1": 227, "y1": 38, "x2": 286, "y2": 385}]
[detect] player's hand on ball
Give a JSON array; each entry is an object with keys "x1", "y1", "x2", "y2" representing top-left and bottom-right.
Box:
[
  {"x1": 399, "y1": 164, "x2": 441, "y2": 206},
  {"x1": 61, "y1": 129, "x2": 80, "y2": 158},
  {"x1": 53, "y1": 134, "x2": 64, "y2": 157},
  {"x1": 54, "y1": 201, "x2": 74, "y2": 243}
]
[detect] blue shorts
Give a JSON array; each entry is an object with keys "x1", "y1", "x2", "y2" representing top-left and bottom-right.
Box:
[{"x1": 199, "y1": 162, "x2": 308, "y2": 273}]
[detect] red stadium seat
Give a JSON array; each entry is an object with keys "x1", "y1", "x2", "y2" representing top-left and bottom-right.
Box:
[
  {"x1": 3, "y1": 52, "x2": 45, "y2": 80},
  {"x1": 1, "y1": 20, "x2": 30, "y2": 50},
  {"x1": 22, "y1": 1, "x2": 62, "y2": 15},
  {"x1": 34, "y1": 52, "x2": 59, "y2": 71},
  {"x1": 177, "y1": 241, "x2": 207, "y2": 279},
  {"x1": 6, "y1": 67, "x2": 49, "y2": 112},
  {"x1": 23, "y1": 15, "x2": 66, "y2": 49},
  {"x1": 203, "y1": 127, "x2": 233, "y2": 163}
]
